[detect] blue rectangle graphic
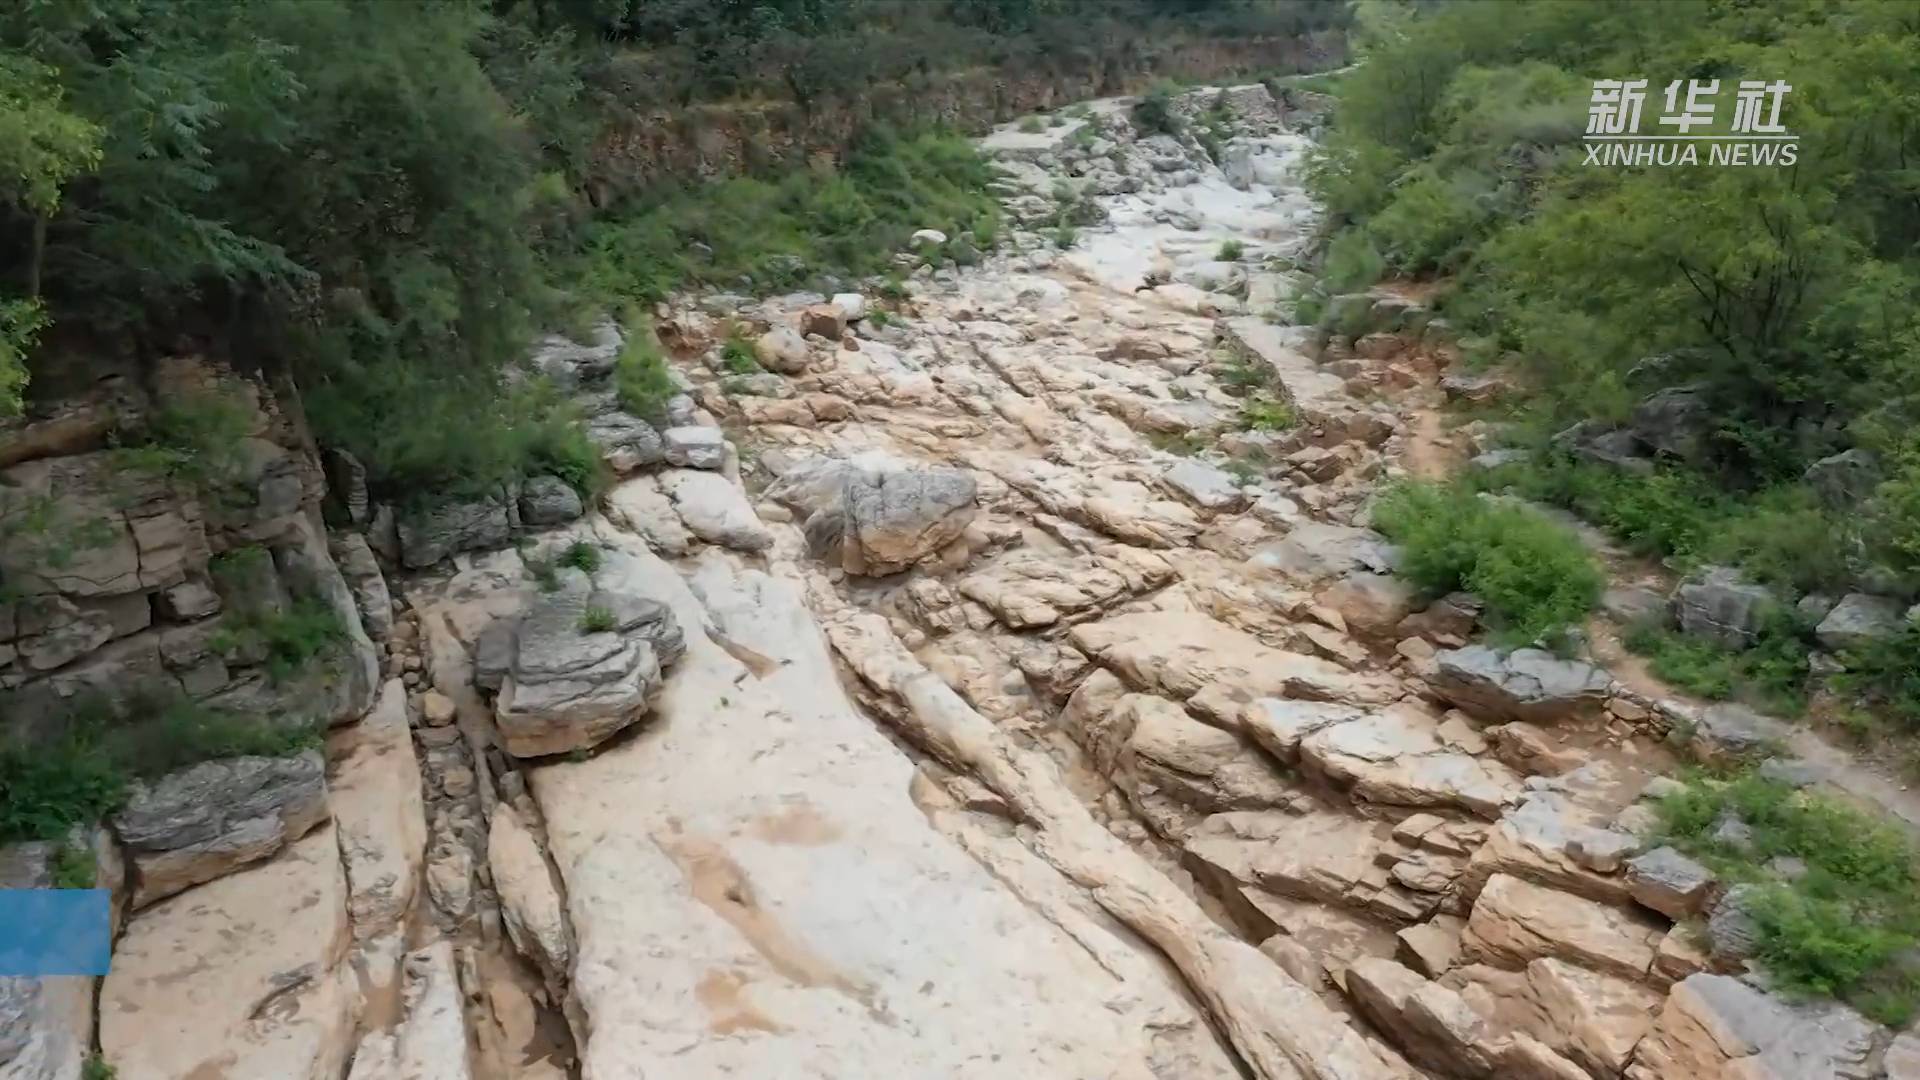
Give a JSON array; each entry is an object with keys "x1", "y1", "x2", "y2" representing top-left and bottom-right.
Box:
[{"x1": 0, "y1": 890, "x2": 110, "y2": 976}]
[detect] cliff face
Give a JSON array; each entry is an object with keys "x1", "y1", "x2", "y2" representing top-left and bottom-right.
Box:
[
  {"x1": 0, "y1": 355, "x2": 379, "y2": 738},
  {"x1": 587, "y1": 34, "x2": 1341, "y2": 199}
]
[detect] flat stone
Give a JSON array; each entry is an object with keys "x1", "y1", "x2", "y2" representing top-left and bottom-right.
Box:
[
  {"x1": 1626, "y1": 846, "x2": 1717, "y2": 919},
  {"x1": 488, "y1": 804, "x2": 569, "y2": 992},
  {"x1": 1397, "y1": 916, "x2": 1465, "y2": 977},
  {"x1": 100, "y1": 827, "x2": 355, "y2": 1080},
  {"x1": 658, "y1": 469, "x2": 773, "y2": 552},
  {"x1": 112, "y1": 749, "x2": 329, "y2": 909},
  {"x1": 662, "y1": 426, "x2": 727, "y2": 470},
  {"x1": 1160, "y1": 459, "x2": 1250, "y2": 512},
  {"x1": 1815, "y1": 592, "x2": 1903, "y2": 653},
  {"x1": 1461, "y1": 874, "x2": 1662, "y2": 980},
  {"x1": 1672, "y1": 566, "x2": 1777, "y2": 649},
  {"x1": 1523, "y1": 958, "x2": 1662, "y2": 1076},
  {"x1": 1431, "y1": 646, "x2": 1612, "y2": 724},
  {"x1": 1691, "y1": 703, "x2": 1791, "y2": 761},
  {"x1": 328, "y1": 681, "x2": 426, "y2": 940},
  {"x1": 1626, "y1": 973, "x2": 1880, "y2": 1080}
]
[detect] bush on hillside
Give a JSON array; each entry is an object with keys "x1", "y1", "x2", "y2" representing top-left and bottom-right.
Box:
[{"x1": 1373, "y1": 479, "x2": 1602, "y2": 645}]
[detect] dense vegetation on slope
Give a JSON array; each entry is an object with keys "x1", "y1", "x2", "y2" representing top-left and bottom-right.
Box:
[
  {"x1": 0, "y1": 0, "x2": 1345, "y2": 503},
  {"x1": 1307, "y1": 0, "x2": 1920, "y2": 718},
  {"x1": 1309, "y1": 0, "x2": 1920, "y2": 590}
]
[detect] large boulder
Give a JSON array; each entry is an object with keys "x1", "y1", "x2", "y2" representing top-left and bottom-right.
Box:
[
  {"x1": 1431, "y1": 646, "x2": 1612, "y2": 724},
  {"x1": 1629, "y1": 384, "x2": 1713, "y2": 461},
  {"x1": 1672, "y1": 566, "x2": 1777, "y2": 649},
  {"x1": 1626, "y1": 973, "x2": 1880, "y2": 1080},
  {"x1": 396, "y1": 496, "x2": 512, "y2": 569},
  {"x1": 1814, "y1": 593, "x2": 1903, "y2": 654},
  {"x1": 112, "y1": 749, "x2": 329, "y2": 909},
  {"x1": 492, "y1": 588, "x2": 684, "y2": 757},
  {"x1": 753, "y1": 326, "x2": 811, "y2": 374},
  {"x1": 1460, "y1": 873, "x2": 1663, "y2": 980},
  {"x1": 1803, "y1": 448, "x2": 1880, "y2": 509},
  {"x1": 766, "y1": 455, "x2": 978, "y2": 576},
  {"x1": 516, "y1": 475, "x2": 584, "y2": 527}
]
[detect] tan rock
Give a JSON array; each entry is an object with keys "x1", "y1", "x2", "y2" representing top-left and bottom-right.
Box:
[
  {"x1": 1397, "y1": 916, "x2": 1465, "y2": 977},
  {"x1": 1461, "y1": 874, "x2": 1662, "y2": 980},
  {"x1": 100, "y1": 827, "x2": 355, "y2": 1080},
  {"x1": 329, "y1": 679, "x2": 427, "y2": 941},
  {"x1": 1070, "y1": 608, "x2": 1402, "y2": 708},
  {"x1": 1523, "y1": 958, "x2": 1661, "y2": 1074},
  {"x1": 1299, "y1": 703, "x2": 1524, "y2": 819},
  {"x1": 1626, "y1": 973, "x2": 1880, "y2": 1080},
  {"x1": 487, "y1": 804, "x2": 570, "y2": 991},
  {"x1": 1122, "y1": 694, "x2": 1294, "y2": 812}
]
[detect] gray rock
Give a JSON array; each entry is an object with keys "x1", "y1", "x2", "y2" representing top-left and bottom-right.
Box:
[
  {"x1": 768, "y1": 456, "x2": 976, "y2": 576},
  {"x1": 527, "y1": 321, "x2": 621, "y2": 389},
  {"x1": 662, "y1": 427, "x2": 727, "y2": 470},
  {"x1": 1796, "y1": 593, "x2": 1839, "y2": 622},
  {"x1": 1690, "y1": 703, "x2": 1790, "y2": 761},
  {"x1": 1672, "y1": 566, "x2": 1778, "y2": 649},
  {"x1": 157, "y1": 577, "x2": 222, "y2": 622},
  {"x1": 585, "y1": 411, "x2": 665, "y2": 473},
  {"x1": 1468, "y1": 448, "x2": 1528, "y2": 470},
  {"x1": 1567, "y1": 829, "x2": 1641, "y2": 873},
  {"x1": 1710, "y1": 813, "x2": 1755, "y2": 851},
  {"x1": 323, "y1": 447, "x2": 370, "y2": 526},
  {"x1": 1439, "y1": 372, "x2": 1513, "y2": 405},
  {"x1": 328, "y1": 532, "x2": 393, "y2": 641},
  {"x1": 1575, "y1": 427, "x2": 1655, "y2": 473},
  {"x1": 1815, "y1": 593, "x2": 1903, "y2": 654},
  {"x1": 1626, "y1": 846, "x2": 1717, "y2": 919},
  {"x1": 1601, "y1": 586, "x2": 1668, "y2": 625},
  {"x1": 397, "y1": 497, "x2": 512, "y2": 569},
  {"x1": 1629, "y1": 384, "x2": 1713, "y2": 461},
  {"x1": 1803, "y1": 448, "x2": 1880, "y2": 509},
  {"x1": 1636, "y1": 974, "x2": 1880, "y2": 1079},
  {"x1": 493, "y1": 589, "x2": 684, "y2": 757},
  {"x1": 1706, "y1": 885, "x2": 1764, "y2": 966},
  {"x1": 517, "y1": 476, "x2": 584, "y2": 527},
  {"x1": 1249, "y1": 522, "x2": 1399, "y2": 583},
  {"x1": 1430, "y1": 646, "x2": 1613, "y2": 724},
  {"x1": 474, "y1": 617, "x2": 516, "y2": 693},
  {"x1": 112, "y1": 750, "x2": 328, "y2": 909},
  {"x1": 1756, "y1": 758, "x2": 1823, "y2": 788},
  {"x1": 754, "y1": 327, "x2": 811, "y2": 375},
  {"x1": 1160, "y1": 459, "x2": 1250, "y2": 512}
]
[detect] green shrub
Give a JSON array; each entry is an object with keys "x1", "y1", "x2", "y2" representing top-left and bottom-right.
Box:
[
  {"x1": 868, "y1": 309, "x2": 892, "y2": 329},
  {"x1": 578, "y1": 605, "x2": 615, "y2": 633},
  {"x1": 51, "y1": 842, "x2": 95, "y2": 889},
  {"x1": 1217, "y1": 239, "x2": 1246, "y2": 261},
  {"x1": 566, "y1": 129, "x2": 1002, "y2": 305},
  {"x1": 1373, "y1": 480, "x2": 1602, "y2": 645},
  {"x1": 720, "y1": 333, "x2": 761, "y2": 375},
  {"x1": 82, "y1": 1057, "x2": 116, "y2": 1080},
  {"x1": 1052, "y1": 224, "x2": 1078, "y2": 249},
  {"x1": 1364, "y1": 166, "x2": 1488, "y2": 274},
  {"x1": 523, "y1": 550, "x2": 562, "y2": 592},
  {"x1": 212, "y1": 597, "x2": 345, "y2": 683},
  {"x1": 1838, "y1": 622, "x2": 1920, "y2": 731},
  {"x1": 1320, "y1": 227, "x2": 1385, "y2": 294},
  {"x1": 615, "y1": 327, "x2": 677, "y2": 423},
  {"x1": 1625, "y1": 614, "x2": 1811, "y2": 717},
  {"x1": 113, "y1": 387, "x2": 255, "y2": 494},
  {"x1": 0, "y1": 690, "x2": 321, "y2": 844},
  {"x1": 1018, "y1": 116, "x2": 1045, "y2": 133},
  {"x1": 559, "y1": 540, "x2": 601, "y2": 574},
  {"x1": 1239, "y1": 399, "x2": 1296, "y2": 431},
  {"x1": 1654, "y1": 770, "x2": 1920, "y2": 1022},
  {"x1": 1146, "y1": 431, "x2": 1205, "y2": 456},
  {"x1": 1132, "y1": 82, "x2": 1184, "y2": 137}
]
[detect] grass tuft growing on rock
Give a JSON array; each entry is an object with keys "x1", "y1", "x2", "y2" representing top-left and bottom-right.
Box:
[
  {"x1": 578, "y1": 605, "x2": 616, "y2": 634},
  {"x1": 559, "y1": 540, "x2": 601, "y2": 574},
  {"x1": 1373, "y1": 479, "x2": 1601, "y2": 646},
  {"x1": 614, "y1": 325, "x2": 676, "y2": 423},
  {"x1": 1654, "y1": 769, "x2": 1920, "y2": 1024}
]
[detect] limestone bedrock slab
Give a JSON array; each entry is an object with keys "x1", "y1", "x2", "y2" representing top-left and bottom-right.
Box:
[{"x1": 523, "y1": 530, "x2": 1233, "y2": 1078}]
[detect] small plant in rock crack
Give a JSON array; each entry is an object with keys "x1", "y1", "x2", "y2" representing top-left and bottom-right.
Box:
[
  {"x1": 1239, "y1": 399, "x2": 1296, "y2": 431},
  {"x1": 578, "y1": 605, "x2": 617, "y2": 634},
  {"x1": 720, "y1": 333, "x2": 761, "y2": 376},
  {"x1": 51, "y1": 841, "x2": 95, "y2": 889},
  {"x1": 1224, "y1": 455, "x2": 1266, "y2": 487},
  {"x1": 521, "y1": 546, "x2": 562, "y2": 592},
  {"x1": 1147, "y1": 431, "x2": 1206, "y2": 456},
  {"x1": 1217, "y1": 239, "x2": 1245, "y2": 261},
  {"x1": 559, "y1": 540, "x2": 602, "y2": 574},
  {"x1": 82, "y1": 1057, "x2": 116, "y2": 1080}
]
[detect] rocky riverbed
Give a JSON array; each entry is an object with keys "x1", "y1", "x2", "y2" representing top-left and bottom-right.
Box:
[{"x1": 12, "y1": 83, "x2": 1918, "y2": 1080}]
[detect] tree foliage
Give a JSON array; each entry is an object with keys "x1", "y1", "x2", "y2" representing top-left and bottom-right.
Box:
[{"x1": 1314, "y1": 0, "x2": 1920, "y2": 589}]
